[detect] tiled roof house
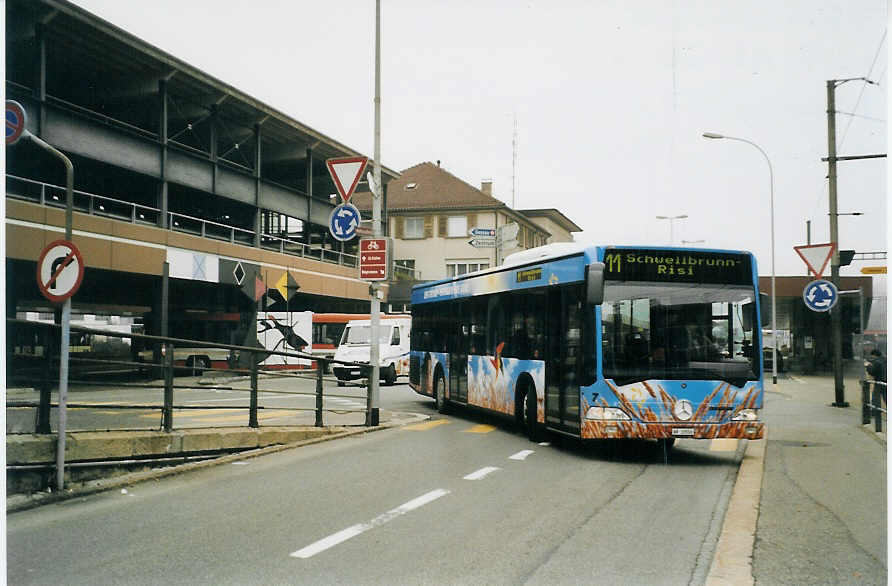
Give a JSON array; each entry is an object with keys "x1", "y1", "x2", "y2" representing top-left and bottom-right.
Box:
[{"x1": 353, "y1": 162, "x2": 581, "y2": 307}]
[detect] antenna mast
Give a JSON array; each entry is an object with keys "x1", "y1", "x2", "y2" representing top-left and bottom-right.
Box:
[{"x1": 512, "y1": 113, "x2": 517, "y2": 208}]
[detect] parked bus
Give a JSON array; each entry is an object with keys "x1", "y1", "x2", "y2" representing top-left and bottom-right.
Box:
[{"x1": 409, "y1": 243, "x2": 765, "y2": 445}]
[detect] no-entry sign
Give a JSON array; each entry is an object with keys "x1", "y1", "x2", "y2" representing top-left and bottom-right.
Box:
[
  {"x1": 359, "y1": 238, "x2": 388, "y2": 280},
  {"x1": 36, "y1": 240, "x2": 85, "y2": 303}
]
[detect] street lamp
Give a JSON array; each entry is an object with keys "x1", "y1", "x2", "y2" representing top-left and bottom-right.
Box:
[
  {"x1": 656, "y1": 214, "x2": 688, "y2": 245},
  {"x1": 703, "y1": 131, "x2": 778, "y2": 385}
]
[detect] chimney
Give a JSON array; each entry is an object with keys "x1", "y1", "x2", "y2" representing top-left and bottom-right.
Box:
[{"x1": 481, "y1": 179, "x2": 492, "y2": 196}]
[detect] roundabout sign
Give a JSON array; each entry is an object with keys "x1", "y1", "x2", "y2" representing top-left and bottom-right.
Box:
[{"x1": 802, "y1": 279, "x2": 838, "y2": 313}]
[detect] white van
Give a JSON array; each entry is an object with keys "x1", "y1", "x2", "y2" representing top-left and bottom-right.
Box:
[{"x1": 332, "y1": 317, "x2": 411, "y2": 386}]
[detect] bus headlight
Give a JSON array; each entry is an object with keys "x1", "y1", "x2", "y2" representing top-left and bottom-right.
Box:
[
  {"x1": 585, "y1": 407, "x2": 631, "y2": 421},
  {"x1": 732, "y1": 409, "x2": 759, "y2": 422}
]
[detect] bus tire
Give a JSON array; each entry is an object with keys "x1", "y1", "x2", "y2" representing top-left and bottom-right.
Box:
[
  {"x1": 525, "y1": 387, "x2": 543, "y2": 442},
  {"x1": 434, "y1": 371, "x2": 448, "y2": 413},
  {"x1": 383, "y1": 364, "x2": 397, "y2": 386}
]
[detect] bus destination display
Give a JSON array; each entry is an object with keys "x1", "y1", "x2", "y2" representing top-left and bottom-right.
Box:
[{"x1": 604, "y1": 248, "x2": 752, "y2": 285}]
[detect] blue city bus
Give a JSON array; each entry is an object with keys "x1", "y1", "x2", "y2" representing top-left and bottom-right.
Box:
[{"x1": 409, "y1": 243, "x2": 765, "y2": 444}]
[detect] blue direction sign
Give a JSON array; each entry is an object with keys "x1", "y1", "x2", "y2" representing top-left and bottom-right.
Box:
[
  {"x1": 469, "y1": 227, "x2": 496, "y2": 237},
  {"x1": 803, "y1": 279, "x2": 838, "y2": 312},
  {"x1": 329, "y1": 202, "x2": 361, "y2": 241}
]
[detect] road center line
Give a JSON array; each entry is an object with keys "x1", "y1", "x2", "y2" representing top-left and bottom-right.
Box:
[
  {"x1": 463, "y1": 466, "x2": 500, "y2": 480},
  {"x1": 508, "y1": 450, "x2": 535, "y2": 461},
  {"x1": 290, "y1": 488, "x2": 450, "y2": 559}
]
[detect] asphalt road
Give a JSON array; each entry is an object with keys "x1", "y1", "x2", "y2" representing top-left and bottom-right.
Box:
[{"x1": 7, "y1": 392, "x2": 746, "y2": 585}]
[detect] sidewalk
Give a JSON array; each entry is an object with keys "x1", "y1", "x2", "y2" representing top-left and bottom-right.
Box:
[{"x1": 752, "y1": 374, "x2": 887, "y2": 585}]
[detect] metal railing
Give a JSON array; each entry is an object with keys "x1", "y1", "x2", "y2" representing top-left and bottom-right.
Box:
[
  {"x1": 7, "y1": 174, "x2": 361, "y2": 268},
  {"x1": 861, "y1": 379, "x2": 887, "y2": 433},
  {"x1": 6, "y1": 319, "x2": 375, "y2": 434}
]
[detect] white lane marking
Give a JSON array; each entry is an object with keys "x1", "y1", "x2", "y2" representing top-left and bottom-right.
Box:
[
  {"x1": 509, "y1": 450, "x2": 535, "y2": 461},
  {"x1": 463, "y1": 466, "x2": 500, "y2": 480},
  {"x1": 290, "y1": 488, "x2": 450, "y2": 559}
]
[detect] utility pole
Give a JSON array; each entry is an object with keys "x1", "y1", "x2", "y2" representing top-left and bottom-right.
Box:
[
  {"x1": 826, "y1": 79, "x2": 846, "y2": 407},
  {"x1": 824, "y1": 77, "x2": 884, "y2": 407},
  {"x1": 367, "y1": 0, "x2": 383, "y2": 426}
]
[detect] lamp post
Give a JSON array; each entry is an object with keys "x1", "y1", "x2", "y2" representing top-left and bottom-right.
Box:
[
  {"x1": 703, "y1": 131, "x2": 778, "y2": 385},
  {"x1": 656, "y1": 214, "x2": 688, "y2": 245}
]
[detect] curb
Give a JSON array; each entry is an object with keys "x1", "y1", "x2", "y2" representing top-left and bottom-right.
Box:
[
  {"x1": 7, "y1": 411, "x2": 430, "y2": 514},
  {"x1": 705, "y1": 436, "x2": 766, "y2": 586}
]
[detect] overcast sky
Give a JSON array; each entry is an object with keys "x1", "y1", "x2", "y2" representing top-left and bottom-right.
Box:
[{"x1": 70, "y1": 0, "x2": 887, "y2": 280}]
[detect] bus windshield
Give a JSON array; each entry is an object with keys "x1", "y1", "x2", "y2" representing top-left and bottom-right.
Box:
[{"x1": 601, "y1": 281, "x2": 759, "y2": 387}]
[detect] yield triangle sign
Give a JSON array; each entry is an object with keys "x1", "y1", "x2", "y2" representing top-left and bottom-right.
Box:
[
  {"x1": 326, "y1": 156, "x2": 368, "y2": 203},
  {"x1": 794, "y1": 242, "x2": 836, "y2": 279}
]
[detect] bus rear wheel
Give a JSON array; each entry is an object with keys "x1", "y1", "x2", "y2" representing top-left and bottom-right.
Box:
[
  {"x1": 434, "y1": 372, "x2": 448, "y2": 413},
  {"x1": 522, "y1": 387, "x2": 543, "y2": 442}
]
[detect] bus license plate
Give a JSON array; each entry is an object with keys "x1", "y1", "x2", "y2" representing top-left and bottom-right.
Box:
[{"x1": 672, "y1": 427, "x2": 695, "y2": 437}]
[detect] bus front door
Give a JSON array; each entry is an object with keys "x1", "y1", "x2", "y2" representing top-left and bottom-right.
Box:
[{"x1": 545, "y1": 287, "x2": 582, "y2": 432}]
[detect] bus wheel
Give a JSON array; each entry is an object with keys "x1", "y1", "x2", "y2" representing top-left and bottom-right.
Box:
[
  {"x1": 525, "y1": 388, "x2": 543, "y2": 442},
  {"x1": 434, "y1": 372, "x2": 448, "y2": 413},
  {"x1": 383, "y1": 364, "x2": 397, "y2": 386}
]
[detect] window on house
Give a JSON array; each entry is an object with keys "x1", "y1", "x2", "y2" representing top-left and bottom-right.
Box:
[
  {"x1": 447, "y1": 261, "x2": 490, "y2": 277},
  {"x1": 447, "y1": 216, "x2": 468, "y2": 238},
  {"x1": 404, "y1": 217, "x2": 424, "y2": 239}
]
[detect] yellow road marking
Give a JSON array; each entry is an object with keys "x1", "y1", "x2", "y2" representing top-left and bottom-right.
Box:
[
  {"x1": 463, "y1": 424, "x2": 496, "y2": 434},
  {"x1": 710, "y1": 438, "x2": 740, "y2": 452},
  {"x1": 191, "y1": 410, "x2": 295, "y2": 423},
  {"x1": 405, "y1": 419, "x2": 451, "y2": 431}
]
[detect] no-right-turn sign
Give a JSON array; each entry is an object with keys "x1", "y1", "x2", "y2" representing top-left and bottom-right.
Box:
[{"x1": 36, "y1": 240, "x2": 85, "y2": 303}]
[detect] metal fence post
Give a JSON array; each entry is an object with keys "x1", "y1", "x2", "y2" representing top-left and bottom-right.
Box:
[
  {"x1": 315, "y1": 363, "x2": 324, "y2": 427},
  {"x1": 862, "y1": 380, "x2": 871, "y2": 425},
  {"x1": 249, "y1": 352, "x2": 259, "y2": 428},
  {"x1": 162, "y1": 343, "x2": 174, "y2": 432},
  {"x1": 871, "y1": 382, "x2": 883, "y2": 433}
]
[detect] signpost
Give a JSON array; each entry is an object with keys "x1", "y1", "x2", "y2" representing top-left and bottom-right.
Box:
[
  {"x1": 11, "y1": 101, "x2": 80, "y2": 490},
  {"x1": 359, "y1": 238, "x2": 388, "y2": 280},
  {"x1": 803, "y1": 279, "x2": 839, "y2": 313},
  {"x1": 861, "y1": 266, "x2": 887, "y2": 275}
]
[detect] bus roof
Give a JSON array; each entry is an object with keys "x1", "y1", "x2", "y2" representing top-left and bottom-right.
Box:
[{"x1": 411, "y1": 243, "x2": 757, "y2": 305}]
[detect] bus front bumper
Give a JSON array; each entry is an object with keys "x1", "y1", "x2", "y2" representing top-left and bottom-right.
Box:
[{"x1": 580, "y1": 420, "x2": 764, "y2": 440}]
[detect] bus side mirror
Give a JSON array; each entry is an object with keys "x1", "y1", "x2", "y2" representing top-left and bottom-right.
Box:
[{"x1": 586, "y1": 262, "x2": 605, "y2": 305}]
